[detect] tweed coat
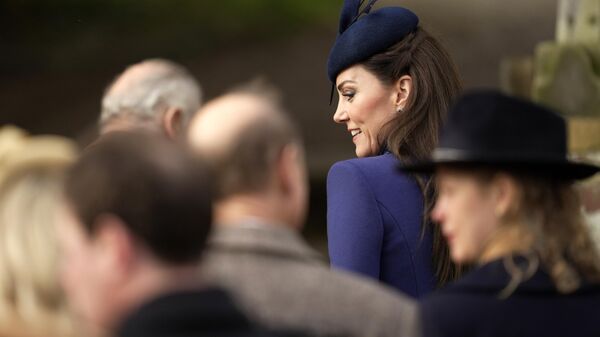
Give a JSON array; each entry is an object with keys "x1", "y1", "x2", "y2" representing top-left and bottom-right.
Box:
[{"x1": 201, "y1": 222, "x2": 420, "y2": 337}]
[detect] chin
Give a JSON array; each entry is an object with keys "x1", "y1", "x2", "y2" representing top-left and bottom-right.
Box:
[
  {"x1": 450, "y1": 249, "x2": 469, "y2": 264},
  {"x1": 354, "y1": 146, "x2": 375, "y2": 158}
]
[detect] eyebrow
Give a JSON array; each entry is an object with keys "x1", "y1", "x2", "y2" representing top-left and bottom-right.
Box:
[{"x1": 336, "y1": 80, "x2": 356, "y2": 91}]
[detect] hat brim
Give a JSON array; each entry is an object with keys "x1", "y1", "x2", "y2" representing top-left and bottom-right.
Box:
[{"x1": 401, "y1": 157, "x2": 600, "y2": 181}]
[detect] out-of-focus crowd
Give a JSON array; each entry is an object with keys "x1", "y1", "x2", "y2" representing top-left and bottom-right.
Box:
[{"x1": 2, "y1": 1, "x2": 600, "y2": 337}]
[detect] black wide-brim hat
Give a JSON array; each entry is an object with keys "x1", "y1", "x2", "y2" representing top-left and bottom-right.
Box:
[{"x1": 402, "y1": 90, "x2": 600, "y2": 180}]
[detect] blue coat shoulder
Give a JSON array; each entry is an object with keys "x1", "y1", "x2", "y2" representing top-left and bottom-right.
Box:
[
  {"x1": 326, "y1": 152, "x2": 435, "y2": 297},
  {"x1": 327, "y1": 152, "x2": 419, "y2": 195}
]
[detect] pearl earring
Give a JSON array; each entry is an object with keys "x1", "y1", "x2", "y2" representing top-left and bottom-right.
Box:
[{"x1": 396, "y1": 106, "x2": 404, "y2": 113}]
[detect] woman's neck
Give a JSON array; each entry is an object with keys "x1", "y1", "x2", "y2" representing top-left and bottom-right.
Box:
[{"x1": 478, "y1": 224, "x2": 534, "y2": 265}]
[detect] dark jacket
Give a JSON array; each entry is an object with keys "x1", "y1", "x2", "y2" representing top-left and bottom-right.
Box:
[
  {"x1": 421, "y1": 257, "x2": 600, "y2": 337},
  {"x1": 118, "y1": 288, "x2": 291, "y2": 337},
  {"x1": 327, "y1": 152, "x2": 435, "y2": 297}
]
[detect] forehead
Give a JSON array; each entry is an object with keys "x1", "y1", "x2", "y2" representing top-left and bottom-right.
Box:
[
  {"x1": 335, "y1": 64, "x2": 379, "y2": 86},
  {"x1": 436, "y1": 167, "x2": 476, "y2": 184},
  {"x1": 436, "y1": 167, "x2": 495, "y2": 193}
]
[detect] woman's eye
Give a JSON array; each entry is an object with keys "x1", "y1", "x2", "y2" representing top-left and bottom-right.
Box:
[{"x1": 342, "y1": 92, "x2": 355, "y2": 101}]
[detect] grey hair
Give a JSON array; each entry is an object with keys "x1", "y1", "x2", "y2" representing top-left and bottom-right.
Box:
[{"x1": 100, "y1": 59, "x2": 202, "y2": 128}]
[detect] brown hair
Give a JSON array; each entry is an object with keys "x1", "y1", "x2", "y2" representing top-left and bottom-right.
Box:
[
  {"x1": 361, "y1": 27, "x2": 464, "y2": 286},
  {"x1": 65, "y1": 131, "x2": 213, "y2": 264}
]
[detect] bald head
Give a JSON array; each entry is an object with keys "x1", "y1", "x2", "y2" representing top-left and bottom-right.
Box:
[
  {"x1": 189, "y1": 93, "x2": 279, "y2": 155},
  {"x1": 188, "y1": 88, "x2": 302, "y2": 199},
  {"x1": 100, "y1": 59, "x2": 201, "y2": 135}
]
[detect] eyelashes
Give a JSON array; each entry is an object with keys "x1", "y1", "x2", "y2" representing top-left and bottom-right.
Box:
[{"x1": 341, "y1": 91, "x2": 355, "y2": 102}]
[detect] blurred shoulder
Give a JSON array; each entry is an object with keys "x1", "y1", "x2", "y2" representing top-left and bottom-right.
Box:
[
  {"x1": 316, "y1": 267, "x2": 420, "y2": 335},
  {"x1": 324, "y1": 266, "x2": 413, "y2": 303}
]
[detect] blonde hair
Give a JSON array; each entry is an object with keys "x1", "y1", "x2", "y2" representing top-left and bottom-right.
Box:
[
  {"x1": 0, "y1": 126, "x2": 77, "y2": 336},
  {"x1": 505, "y1": 174, "x2": 600, "y2": 294},
  {"x1": 472, "y1": 167, "x2": 600, "y2": 295}
]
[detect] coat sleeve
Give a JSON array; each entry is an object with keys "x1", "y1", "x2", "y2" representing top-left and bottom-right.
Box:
[{"x1": 326, "y1": 160, "x2": 383, "y2": 279}]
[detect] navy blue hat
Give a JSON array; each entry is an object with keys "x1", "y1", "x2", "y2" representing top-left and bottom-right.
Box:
[
  {"x1": 402, "y1": 90, "x2": 600, "y2": 180},
  {"x1": 327, "y1": 0, "x2": 419, "y2": 82}
]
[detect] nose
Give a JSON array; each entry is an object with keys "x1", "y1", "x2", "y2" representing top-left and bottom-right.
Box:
[
  {"x1": 333, "y1": 104, "x2": 348, "y2": 124},
  {"x1": 431, "y1": 199, "x2": 445, "y2": 224}
]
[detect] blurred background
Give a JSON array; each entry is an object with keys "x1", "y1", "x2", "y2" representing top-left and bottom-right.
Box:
[{"x1": 0, "y1": 0, "x2": 560, "y2": 247}]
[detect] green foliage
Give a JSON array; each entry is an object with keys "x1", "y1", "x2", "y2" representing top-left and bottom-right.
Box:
[{"x1": 1, "y1": 0, "x2": 342, "y2": 72}]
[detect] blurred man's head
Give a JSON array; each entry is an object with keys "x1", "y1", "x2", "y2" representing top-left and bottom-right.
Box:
[
  {"x1": 188, "y1": 82, "x2": 308, "y2": 229},
  {"x1": 100, "y1": 59, "x2": 202, "y2": 139},
  {"x1": 57, "y1": 131, "x2": 212, "y2": 331}
]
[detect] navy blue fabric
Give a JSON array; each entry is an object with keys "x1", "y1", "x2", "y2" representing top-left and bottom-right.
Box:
[
  {"x1": 326, "y1": 152, "x2": 435, "y2": 298},
  {"x1": 337, "y1": 0, "x2": 362, "y2": 34},
  {"x1": 421, "y1": 258, "x2": 600, "y2": 337},
  {"x1": 327, "y1": 5, "x2": 419, "y2": 82}
]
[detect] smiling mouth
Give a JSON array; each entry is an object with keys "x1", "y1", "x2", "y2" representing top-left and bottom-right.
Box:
[{"x1": 350, "y1": 129, "x2": 362, "y2": 138}]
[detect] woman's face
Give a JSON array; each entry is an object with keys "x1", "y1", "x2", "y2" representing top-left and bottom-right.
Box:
[
  {"x1": 333, "y1": 65, "x2": 398, "y2": 158},
  {"x1": 431, "y1": 168, "x2": 501, "y2": 264}
]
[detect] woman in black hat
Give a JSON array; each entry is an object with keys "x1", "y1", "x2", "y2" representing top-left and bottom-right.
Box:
[
  {"x1": 326, "y1": 0, "x2": 462, "y2": 296},
  {"x1": 405, "y1": 91, "x2": 600, "y2": 337}
]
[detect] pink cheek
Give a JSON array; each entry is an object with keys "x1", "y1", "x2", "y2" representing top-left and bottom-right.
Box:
[{"x1": 66, "y1": 263, "x2": 81, "y2": 287}]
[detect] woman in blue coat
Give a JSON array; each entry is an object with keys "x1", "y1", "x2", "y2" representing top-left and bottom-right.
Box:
[
  {"x1": 405, "y1": 91, "x2": 600, "y2": 337},
  {"x1": 326, "y1": 0, "x2": 463, "y2": 297}
]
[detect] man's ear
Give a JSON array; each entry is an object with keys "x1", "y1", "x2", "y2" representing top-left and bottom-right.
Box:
[
  {"x1": 93, "y1": 214, "x2": 135, "y2": 278},
  {"x1": 275, "y1": 144, "x2": 303, "y2": 196},
  {"x1": 275, "y1": 143, "x2": 308, "y2": 229},
  {"x1": 393, "y1": 75, "x2": 413, "y2": 112},
  {"x1": 162, "y1": 107, "x2": 183, "y2": 140}
]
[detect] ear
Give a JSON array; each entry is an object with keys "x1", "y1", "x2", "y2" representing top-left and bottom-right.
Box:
[
  {"x1": 275, "y1": 144, "x2": 304, "y2": 196},
  {"x1": 275, "y1": 144, "x2": 308, "y2": 228},
  {"x1": 393, "y1": 75, "x2": 413, "y2": 112},
  {"x1": 491, "y1": 174, "x2": 519, "y2": 219},
  {"x1": 162, "y1": 107, "x2": 183, "y2": 140},
  {"x1": 93, "y1": 214, "x2": 136, "y2": 279}
]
